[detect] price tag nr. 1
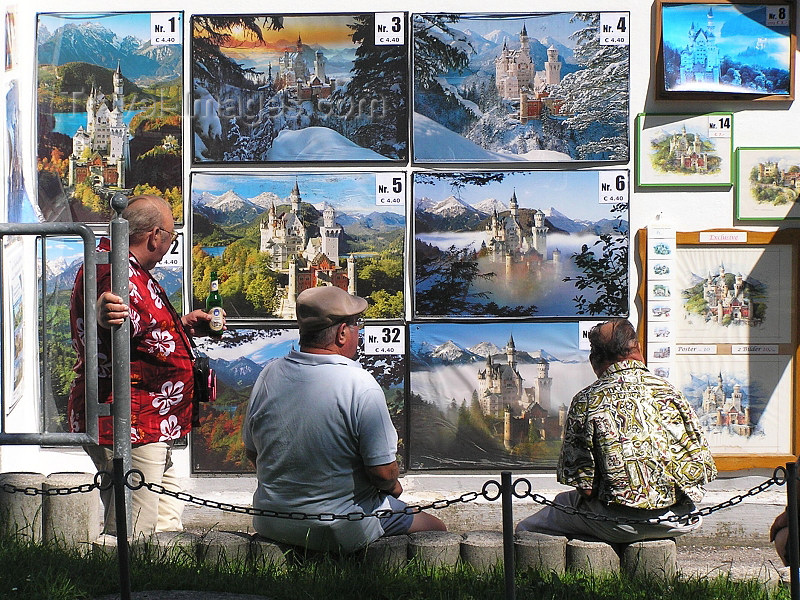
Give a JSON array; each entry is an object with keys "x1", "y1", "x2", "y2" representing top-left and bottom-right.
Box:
[
  {"x1": 766, "y1": 5, "x2": 790, "y2": 27},
  {"x1": 707, "y1": 114, "x2": 732, "y2": 138},
  {"x1": 375, "y1": 13, "x2": 405, "y2": 46},
  {"x1": 599, "y1": 12, "x2": 630, "y2": 46},
  {"x1": 151, "y1": 13, "x2": 182, "y2": 46},
  {"x1": 363, "y1": 325, "x2": 405, "y2": 355},
  {"x1": 375, "y1": 173, "x2": 405, "y2": 207},
  {"x1": 598, "y1": 170, "x2": 629, "y2": 204}
]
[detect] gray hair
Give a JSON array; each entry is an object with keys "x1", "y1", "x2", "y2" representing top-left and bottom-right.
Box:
[{"x1": 122, "y1": 195, "x2": 170, "y2": 243}]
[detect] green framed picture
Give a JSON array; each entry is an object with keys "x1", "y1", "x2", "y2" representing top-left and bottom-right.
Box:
[{"x1": 735, "y1": 147, "x2": 800, "y2": 221}]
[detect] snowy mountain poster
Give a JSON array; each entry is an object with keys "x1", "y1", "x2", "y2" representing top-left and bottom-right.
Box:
[
  {"x1": 409, "y1": 321, "x2": 593, "y2": 469},
  {"x1": 191, "y1": 171, "x2": 406, "y2": 320},
  {"x1": 412, "y1": 12, "x2": 630, "y2": 163},
  {"x1": 413, "y1": 170, "x2": 629, "y2": 318},
  {"x1": 36, "y1": 13, "x2": 183, "y2": 224},
  {"x1": 192, "y1": 327, "x2": 407, "y2": 473},
  {"x1": 192, "y1": 14, "x2": 408, "y2": 163}
]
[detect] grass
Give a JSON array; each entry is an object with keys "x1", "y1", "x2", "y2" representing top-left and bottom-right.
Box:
[{"x1": 0, "y1": 532, "x2": 790, "y2": 600}]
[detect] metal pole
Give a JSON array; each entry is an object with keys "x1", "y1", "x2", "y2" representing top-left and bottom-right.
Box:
[
  {"x1": 110, "y1": 193, "x2": 132, "y2": 600},
  {"x1": 787, "y1": 461, "x2": 799, "y2": 600},
  {"x1": 501, "y1": 471, "x2": 515, "y2": 600}
]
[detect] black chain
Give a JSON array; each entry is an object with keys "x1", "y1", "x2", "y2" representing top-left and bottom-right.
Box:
[{"x1": 0, "y1": 471, "x2": 107, "y2": 496}]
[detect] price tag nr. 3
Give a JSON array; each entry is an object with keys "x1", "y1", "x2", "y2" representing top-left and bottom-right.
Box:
[
  {"x1": 156, "y1": 234, "x2": 183, "y2": 269},
  {"x1": 375, "y1": 173, "x2": 406, "y2": 207},
  {"x1": 151, "y1": 13, "x2": 182, "y2": 46},
  {"x1": 707, "y1": 114, "x2": 732, "y2": 138},
  {"x1": 598, "y1": 171, "x2": 629, "y2": 204},
  {"x1": 766, "y1": 5, "x2": 790, "y2": 27},
  {"x1": 363, "y1": 325, "x2": 405, "y2": 355},
  {"x1": 375, "y1": 13, "x2": 405, "y2": 46},
  {"x1": 599, "y1": 12, "x2": 630, "y2": 46}
]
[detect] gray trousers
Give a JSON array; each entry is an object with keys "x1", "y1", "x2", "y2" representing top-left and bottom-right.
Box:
[{"x1": 515, "y1": 489, "x2": 701, "y2": 544}]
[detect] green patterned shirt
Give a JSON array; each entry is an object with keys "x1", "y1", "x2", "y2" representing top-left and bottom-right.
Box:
[{"x1": 558, "y1": 360, "x2": 717, "y2": 509}]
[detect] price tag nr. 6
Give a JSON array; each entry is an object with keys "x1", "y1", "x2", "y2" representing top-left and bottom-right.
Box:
[{"x1": 598, "y1": 171, "x2": 629, "y2": 204}]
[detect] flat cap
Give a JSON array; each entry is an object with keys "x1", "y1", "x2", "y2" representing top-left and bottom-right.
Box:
[{"x1": 296, "y1": 286, "x2": 368, "y2": 332}]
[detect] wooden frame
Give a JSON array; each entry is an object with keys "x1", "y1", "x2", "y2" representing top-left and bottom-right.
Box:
[
  {"x1": 655, "y1": 0, "x2": 796, "y2": 101},
  {"x1": 735, "y1": 147, "x2": 800, "y2": 221},
  {"x1": 637, "y1": 228, "x2": 799, "y2": 470}
]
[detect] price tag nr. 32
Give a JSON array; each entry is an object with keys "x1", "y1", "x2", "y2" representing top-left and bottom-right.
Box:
[
  {"x1": 598, "y1": 171, "x2": 629, "y2": 204},
  {"x1": 156, "y1": 234, "x2": 183, "y2": 269},
  {"x1": 363, "y1": 325, "x2": 405, "y2": 355},
  {"x1": 375, "y1": 173, "x2": 405, "y2": 207},
  {"x1": 599, "y1": 13, "x2": 630, "y2": 46},
  {"x1": 375, "y1": 13, "x2": 405, "y2": 46},
  {"x1": 766, "y1": 5, "x2": 790, "y2": 27},
  {"x1": 707, "y1": 114, "x2": 732, "y2": 138},
  {"x1": 151, "y1": 13, "x2": 182, "y2": 46}
]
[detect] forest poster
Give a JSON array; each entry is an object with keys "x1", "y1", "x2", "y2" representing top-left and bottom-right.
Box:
[
  {"x1": 409, "y1": 321, "x2": 593, "y2": 469},
  {"x1": 192, "y1": 13, "x2": 407, "y2": 163},
  {"x1": 36, "y1": 12, "x2": 183, "y2": 223},
  {"x1": 191, "y1": 171, "x2": 405, "y2": 320},
  {"x1": 191, "y1": 327, "x2": 406, "y2": 474},
  {"x1": 413, "y1": 170, "x2": 629, "y2": 318}
]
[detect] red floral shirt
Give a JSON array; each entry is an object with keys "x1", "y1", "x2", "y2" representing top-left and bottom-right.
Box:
[{"x1": 68, "y1": 238, "x2": 194, "y2": 445}]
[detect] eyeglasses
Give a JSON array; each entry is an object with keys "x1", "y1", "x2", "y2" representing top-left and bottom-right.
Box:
[
  {"x1": 342, "y1": 318, "x2": 365, "y2": 330},
  {"x1": 157, "y1": 227, "x2": 179, "y2": 243}
]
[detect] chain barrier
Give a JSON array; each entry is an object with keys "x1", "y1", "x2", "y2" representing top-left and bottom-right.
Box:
[{"x1": 0, "y1": 471, "x2": 109, "y2": 496}]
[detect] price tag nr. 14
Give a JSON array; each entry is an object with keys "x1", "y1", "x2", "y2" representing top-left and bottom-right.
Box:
[
  {"x1": 707, "y1": 114, "x2": 732, "y2": 138},
  {"x1": 598, "y1": 171, "x2": 629, "y2": 204},
  {"x1": 363, "y1": 325, "x2": 405, "y2": 355}
]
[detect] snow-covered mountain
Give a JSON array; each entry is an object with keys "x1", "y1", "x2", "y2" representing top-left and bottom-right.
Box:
[
  {"x1": 468, "y1": 341, "x2": 503, "y2": 357},
  {"x1": 473, "y1": 197, "x2": 506, "y2": 215},
  {"x1": 193, "y1": 190, "x2": 264, "y2": 225},
  {"x1": 248, "y1": 192, "x2": 282, "y2": 210},
  {"x1": 208, "y1": 356, "x2": 263, "y2": 389},
  {"x1": 430, "y1": 195, "x2": 482, "y2": 219},
  {"x1": 412, "y1": 337, "x2": 571, "y2": 367}
]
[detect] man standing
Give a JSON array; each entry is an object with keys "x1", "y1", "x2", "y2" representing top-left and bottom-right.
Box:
[
  {"x1": 516, "y1": 318, "x2": 717, "y2": 543},
  {"x1": 69, "y1": 194, "x2": 215, "y2": 536},
  {"x1": 243, "y1": 286, "x2": 445, "y2": 552}
]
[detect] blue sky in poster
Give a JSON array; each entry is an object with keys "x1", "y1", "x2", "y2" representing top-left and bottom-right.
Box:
[
  {"x1": 447, "y1": 13, "x2": 578, "y2": 47},
  {"x1": 37, "y1": 13, "x2": 166, "y2": 47},
  {"x1": 195, "y1": 329, "x2": 298, "y2": 366}
]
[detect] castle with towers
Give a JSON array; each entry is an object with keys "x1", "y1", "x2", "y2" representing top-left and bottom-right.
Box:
[
  {"x1": 700, "y1": 373, "x2": 751, "y2": 436},
  {"x1": 259, "y1": 180, "x2": 356, "y2": 319},
  {"x1": 667, "y1": 125, "x2": 710, "y2": 173},
  {"x1": 276, "y1": 34, "x2": 336, "y2": 101},
  {"x1": 68, "y1": 62, "x2": 130, "y2": 189},
  {"x1": 755, "y1": 161, "x2": 800, "y2": 189},
  {"x1": 701, "y1": 264, "x2": 753, "y2": 326},
  {"x1": 677, "y1": 7, "x2": 721, "y2": 87}
]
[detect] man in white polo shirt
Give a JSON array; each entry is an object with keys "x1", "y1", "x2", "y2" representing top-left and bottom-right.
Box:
[{"x1": 242, "y1": 286, "x2": 445, "y2": 552}]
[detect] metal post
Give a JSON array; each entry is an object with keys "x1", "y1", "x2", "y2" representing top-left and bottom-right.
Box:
[
  {"x1": 787, "y1": 461, "x2": 799, "y2": 600},
  {"x1": 501, "y1": 471, "x2": 515, "y2": 600}
]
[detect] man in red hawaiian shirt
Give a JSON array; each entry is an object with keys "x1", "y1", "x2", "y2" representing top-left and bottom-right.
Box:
[{"x1": 69, "y1": 195, "x2": 216, "y2": 536}]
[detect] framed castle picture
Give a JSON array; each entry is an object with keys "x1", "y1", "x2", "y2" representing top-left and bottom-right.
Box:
[
  {"x1": 412, "y1": 170, "x2": 629, "y2": 319},
  {"x1": 191, "y1": 171, "x2": 406, "y2": 320},
  {"x1": 635, "y1": 113, "x2": 733, "y2": 187},
  {"x1": 36, "y1": 12, "x2": 184, "y2": 224},
  {"x1": 735, "y1": 147, "x2": 800, "y2": 221},
  {"x1": 192, "y1": 13, "x2": 408, "y2": 164},
  {"x1": 411, "y1": 12, "x2": 630, "y2": 164},
  {"x1": 191, "y1": 325, "x2": 406, "y2": 474},
  {"x1": 656, "y1": 0, "x2": 796, "y2": 101}
]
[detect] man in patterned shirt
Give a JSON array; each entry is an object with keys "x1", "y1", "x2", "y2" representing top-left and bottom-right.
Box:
[{"x1": 516, "y1": 318, "x2": 717, "y2": 543}]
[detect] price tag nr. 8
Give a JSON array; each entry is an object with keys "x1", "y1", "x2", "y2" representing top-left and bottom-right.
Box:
[
  {"x1": 599, "y1": 12, "x2": 629, "y2": 46},
  {"x1": 598, "y1": 171, "x2": 629, "y2": 204},
  {"x1": 375, "y1": 13, "x2": 405, "y2": 46},
  {"x1": 766, "y1": 5, "x2": 790, "y2": 27},
  {"x1": 375, "y1": 173, "x2": 405, "y2": 206},
  {"x1": 363, "y1": 325, "x2": 405, "y2": 355},
  {"x1": 707, "y1": 114, "x2": 732, "y2": 138}
]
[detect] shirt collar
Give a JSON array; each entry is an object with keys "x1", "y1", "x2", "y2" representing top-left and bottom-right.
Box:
[
  {"x1": 286, "y1": 349, "x2": 361, "y2": 368},
  {"x1": 599, "y1": 359, "x2": 647, "y2": 378}
]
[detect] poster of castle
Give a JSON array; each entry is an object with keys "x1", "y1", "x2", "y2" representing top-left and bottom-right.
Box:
[
  {"x1": 192, "y1": 14, "x2": 407, "y2": 163},
  {"x1": 413, "y1": 170, "x2": 629, "y2": 318},
  {"x1": 36, "y1": 13, "x2": 183, "y2": 224},
  {"x1": 675, "y1": 245, "x2": 792, "y2": 343},
  {"x1": 409, "y1": 322, "x2": 593, "y2": 469},
  {"x1": 660, "y1": 2, "x2": 793, "y2": 96},
  {"x1": 191, "y1": 327, "x2": 406, "y2": 473},
  {"x1": 191, "y1": 172, "x2": 406, "y2": 320},
  {"x1": 412, "y1": 12, "x2": 630, "y2": 163},
  {"x1": 736, "y1": 147, "x2": 800, "y2": 220},
  {"x1": 671, "y1": 355, "x2": 792, "y2": 455},
  {"x1": 636, "y1": 113, "x2": 733, "y2": 187}
]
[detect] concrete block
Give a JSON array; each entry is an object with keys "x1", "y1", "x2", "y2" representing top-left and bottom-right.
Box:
[
  {"x1": 250, "y1": 535, "x2": 288, "y2": 569},
  {"x1": 199, "y1": 530, "x2": 251, "y2": 564},
  {"x1": 408, "y1": 531, "x2": 461, "y2": 568},
  {"x1": 515, "y1": 531, "x2": 567, "y2": 574},
  {"x1": 566, "y1": 539, "x2": 620, "y2": 574},
  {"x1": 622, "y1": 539, "x2": 677, "y2": 579},
  {"x1": 145, "y1": 531, "x2": 202, "y2": 561},
  {"x1": 0, "y1": 472, "x2": 44, "y2": 541},
  {"x1": 460, "y1": 530, "x2": 504, "y2": 572},
  {"x1": 362, "y1": 535, "x2": 408, "y2": 569},
  {"x1": 42, "y1": 472, "x2": 100, "y2": 550}
]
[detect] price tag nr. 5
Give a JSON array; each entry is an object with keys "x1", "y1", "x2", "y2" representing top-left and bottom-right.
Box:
[{"x1": 375, "y1": 173, "x2": 405, "y2": 206}]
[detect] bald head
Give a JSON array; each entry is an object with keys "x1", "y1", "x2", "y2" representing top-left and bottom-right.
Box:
[
  {"x1": 122, "y1": 195, "x2": 175, "y2": 271},
  {"x1": 588, "y1": 318, "x2": 643, "y2": 376}
]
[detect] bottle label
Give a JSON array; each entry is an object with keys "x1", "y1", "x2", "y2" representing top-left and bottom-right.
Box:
[
  {"x1": 210, "y1": 280, "x2": 219, "y2": 292},
  {"x1": 209, "y1": 306, "x2": 224, "y2": 332}
]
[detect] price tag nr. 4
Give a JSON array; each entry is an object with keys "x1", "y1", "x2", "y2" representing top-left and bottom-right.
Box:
[
  {"x1": 707, "y1": 114, "x2": 732, "y2": 138},
  {"x1": 598, "y1": 171, "x2": 629, "y2": 204},
  {"x1": 364, "y1": 325, "x2": 405, "y2": 355},
  {"x1": 151, "y1": 13, "x2": 182, "y2": 46},
  {"x1": 375, "y1": 13, "x2": 405, "y2": 46},
  {"x1": 375, "y1": 173, "x2": 405, "y2": 206},
  {"x1": 599, "y1": 13, "x2": 630, "y2": 46}
]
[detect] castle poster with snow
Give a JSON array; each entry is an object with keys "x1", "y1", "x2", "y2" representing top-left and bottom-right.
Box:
[
  {"x1": 413, "y1": 170, "x2": 629, "y2": 318},
  {"x1": 412, "y1": 13, "x2": 630, "y2": 164},
  {"x1": 36, "y1": 13, "x2": 183, "y2": 223},
  {"x1": 192, "y1": 14, "x2": 408, "y2": 163}
]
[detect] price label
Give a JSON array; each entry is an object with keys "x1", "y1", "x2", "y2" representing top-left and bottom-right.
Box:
[
  {"x1": 598, "y1": 170, "x2": 629, "y2": 204},
  {"x1": 375, "y1": 173, "x2": 405, "y2": 206},
  {"x1": 157, "y1": 233, "x2": 182, "y2": 268},
  {"x1": 707, "y1": 114, "x2": 732, "y2": 138},
  {"x1": 151, "y1": 13, "x2": 181, "y2": 46},
  {"x1": 599, "y1": 13, "x2": 629, "y2": 46},
  {"x1": 364, "y1": 325, "x2": 405, "y2": 355},
  {"x1": 375, "y1": 13, "x2": 405, "y2": 46},
  {"x1": 766, "y1": 6, "x2": 790, "y2": 27}
]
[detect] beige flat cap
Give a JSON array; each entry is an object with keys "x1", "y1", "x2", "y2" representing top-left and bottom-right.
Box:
[{"x1": 296, "y1": 286, "x2": 368, "y2": 332}]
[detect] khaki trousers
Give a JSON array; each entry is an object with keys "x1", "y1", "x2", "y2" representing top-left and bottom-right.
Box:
[{"x1": 85, "y1": 441, "x2": 184, "y2": 536}]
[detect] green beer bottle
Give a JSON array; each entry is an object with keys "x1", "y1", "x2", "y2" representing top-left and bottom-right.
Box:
[{"x1": 206, "y1": 270, "x2": 224, "y2": 337}]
